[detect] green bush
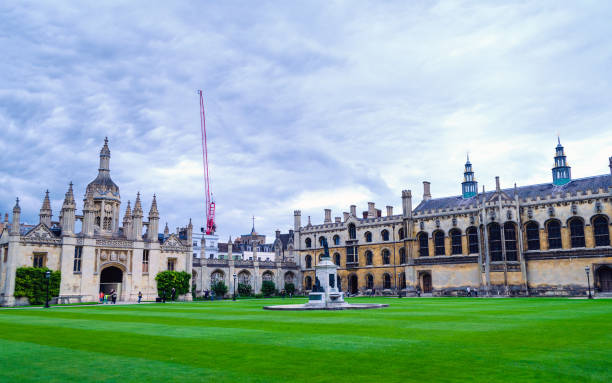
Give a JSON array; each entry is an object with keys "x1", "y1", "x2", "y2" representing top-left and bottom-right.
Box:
[
  {"x1": 155, "y1": 271, "x2": 191, "y2": 299},
  {"x1": 211, "y1": 281, "x2": 228, "y2": 297},
  {"x1": 261, "y1": 280, "x2": 276, "y2": 297},
  {"x1": 14, "y1": 267, "x2": 61, "y2": 305},
  {"x1": 238, "y1": 283, "x2": 252, "y2": 296},
  {"x1": 284, "y1": 282, "x2": 295, "y2": 295}
]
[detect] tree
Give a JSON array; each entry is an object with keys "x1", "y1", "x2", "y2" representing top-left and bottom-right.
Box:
[
  {"x1": 14, "y1": 267, "x2": 61, "y2": 305},
  {"x1": 211, "y1": 281, "x2": 228, "y2": 298},
  {"x1": 262, "y1": 280, "x2": 276, "y2": 297},
  {"x1": 238, "y1": 283, "x2": 252, "y2": 296},
  {"x1": 284, "y1": 282, "x2": 295, "y2": 295},
  {"x1": 155, "y1": 271, "x2": 191, "y2": 298}
]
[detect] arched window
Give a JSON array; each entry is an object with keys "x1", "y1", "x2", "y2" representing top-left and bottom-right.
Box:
[
  {"x1": 318, "y1": 253, "x2": 325, "y2": 262},
  {"x1": 211, "y1": 270, "x2": 224, "y2": 284},
  {"x1": 333, "y1": 253, "x2": 340, "y2": 266},
  {"x1": 305, "y1": 276, "x2": 312, "y2": 290},
  {"x1": 381, "y1": 230, "x2": 389, "y2": 241},
  {"x1": 398, "y1": 228, "x2": 404, "y2": 240},
  {"x1": 433, "y1": 231, "x2": 445, "y2": 256},
  {"x1": 593, "y1": 216, "x2": 610, "y2": 247},
  {"x1": 399, "y1": 247, "x2": 406, "y2": 264},
  {"x1": 348, "y1": 223, "x2": 356, "y2": 239},
  {"x1": 319, "y1": 236, "x2": 326, "y2": 246},
  {"x1": 569, "y1": 217, "x2": 585, "y2": 248},
  {"x1": 399, "y1": 272, "x2": 406, "y2": 289},
  {"x1": 504, "y1": 222, "x2": 518, "y2": 261},
  {"x1": 547, "y1": 220, "x2": 562, "y2": 249},
  {"x1": 488, "y1": 223, "x2": 502, "y2": 261},
  {"x1": 364, "y1": 231, "x2": 372, "y2": 242},
  {"x1": 450, "y1": 229, "x2": 462, "y2": 255},
  {"x1": 95, "y1": 216, "x2": 101, "y2": 226},
  {"x1": 525, "y1": 221, "x2": 540, "y2": 250},
  {"x1": 305, "y1": 238, "x2": 312, "y2": 248},
  {"x1": 383, "y1": 273, "x2": 391, "y2": 289},
  {"x1": 382, "y1": 249, "x2": 390, "y2": 265},
  {"x1": 262, "y1": 271, "x2": 274, "y2": 281},
  {"x1": 418, "y1": 232, "x2": 429, "y2": 257},
  {"x1": 333, "y1": 235, "x2": 340, "y2": 246},
  {"x1": 305, "y1": 255, "x2": 312, "y2": 268},
  {"x1": 466, "y1": 227, "x2": 479, "y2": 254},
  {"x1": 365, "y1": 250, "x2": 373, "y2": 265},
  {"x1": 366, "y1": 274, "x2": 374, "y2": 290}
]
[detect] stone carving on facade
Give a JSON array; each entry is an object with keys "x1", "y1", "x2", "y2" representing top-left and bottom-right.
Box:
[
  {"x1": 161, "y1": 234, "x2": 189, "y2": 252},
  {"x1": 96, "y1": 239, "x2": 133, "y2": 249},
  {"x1": 548, "y1": 206, "x2": 555, "y2": 217},
  {"x1": 21, "y1": 224, "x2": 61, "y2": 245}
]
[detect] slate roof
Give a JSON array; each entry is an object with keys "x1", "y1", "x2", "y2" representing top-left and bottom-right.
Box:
[{"x1": 414, "y1": 174, "x2": 610, "y2": 214}]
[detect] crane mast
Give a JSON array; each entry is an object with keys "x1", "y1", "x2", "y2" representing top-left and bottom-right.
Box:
[{"x1": 198, "y1": 90, "x2": 216, "y2": 235}]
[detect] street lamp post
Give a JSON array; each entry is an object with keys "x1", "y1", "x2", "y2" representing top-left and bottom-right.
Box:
[
  {"x1": 233, "y1": 273, "x2": 237, "y2": 301},
  {"x1": 44, "y1": 270, "x2": 51, "y2": 308},
  {"x1": 585, "y1": 266, "x2": 593, "y2": 299}
]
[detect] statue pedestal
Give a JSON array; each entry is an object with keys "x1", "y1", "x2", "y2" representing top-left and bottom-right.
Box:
[{"x1": 306, "y1": 257, "x2": 348, "y2": 308}]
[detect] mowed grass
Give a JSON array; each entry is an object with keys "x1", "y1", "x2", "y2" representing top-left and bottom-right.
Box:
[{"x1": 0, "y1": 298, "x2": 610, "y2": 382}]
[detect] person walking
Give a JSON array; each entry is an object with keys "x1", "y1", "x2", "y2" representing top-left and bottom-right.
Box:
[
  {"x1": 103, "y1": 293, "x2": 108, "y2": 304},
  {"x1": 466, "y1": 286, "x2": 471, "y2": 297},
  {"x1": 138, "y1": 291, "x2": 142, "y2": 303},
  {"x1": 99, "y1": 291, "x2": 104, "y2": 304},
  {"x1": 171, "y1": 287, "x2": 176, "y2": 302},
  {"x1": 111, "y1": 289, "x2": 117, "y2": 304}
]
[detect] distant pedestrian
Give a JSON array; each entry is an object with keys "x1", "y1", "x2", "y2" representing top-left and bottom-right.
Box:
[
  {"x1": 210, "y1": 291, "x2": 215, "y2": 301},
  {"x1": 99, "y1": 291, "x2": 104, "y2": 303},
  {"x1": 171, "y1": 287, "x2": 176, "y2": 301},
  {"x1": 162, "y1": 290, "x2": 167, "y2": 303},
  {"x1": 467, "y1": 286, "x2": 471, "y2": 297},
  {"x1": 103, "y1": 294, "x2": 108, "y2": 304},
  {"x1": 138, "y1": 291, "x2": 142, "y2": 303},
  {"x1": 111, "y1": 289, "x2": 117, "y2": 304}
]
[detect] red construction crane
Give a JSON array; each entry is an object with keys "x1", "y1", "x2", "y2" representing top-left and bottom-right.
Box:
[{"x1": 198, "y1": 90, "x2": 216, "y2": 235}]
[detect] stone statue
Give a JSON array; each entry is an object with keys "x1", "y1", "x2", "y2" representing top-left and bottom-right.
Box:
[{"x1": 314, "y1": 276, "x2": 322, "y2": 292}]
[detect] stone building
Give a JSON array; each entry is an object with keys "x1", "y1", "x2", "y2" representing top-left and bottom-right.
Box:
[
  {"x1": 294, "y1": 140, "x2": 612, "y2": 296},
  {"x1": 191, "y1": 228, "x2": 300, "y2": 296},
  {"x1": 0, "y1": 139, "x2": 193, "y2": 306}
]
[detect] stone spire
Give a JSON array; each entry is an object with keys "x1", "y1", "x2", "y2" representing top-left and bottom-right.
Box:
[
  {"x1": 187, "y1": 218, "x2": 193, "y2": 245},
  {"x1": 3, "y1": 213, "x2": 8, "y2": 224},
  {"x1": 228, "y1": 236, "x2": 233, "y2": 259},
  {"x1": 39, "y1": 190, "x2": 52, "y2": 227},
  {"x1": 60, "y1": 182, "x2": 76, "y2": 234},
  {"x1": 132, "y1": 192, "x2": 143, "y2": 240},
  {"x1": 147, "y1": 194, "x2": 159, "y2": 241},
  {"x1": 163, "y1": 222, "x2": 169, "y2": 236},
  {"x1": 10, "y1": 198, "x2": 20, "y2": 235},
  {"x1": 123, "y1": 200, "x2": 132, "y2": 239},
  {"x1": 82, "y1": 189, "x2": 95, "y2": 236}
]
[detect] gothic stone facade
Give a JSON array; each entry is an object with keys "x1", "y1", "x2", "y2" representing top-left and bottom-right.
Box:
[
  {"x1": 0, "y1": 139, "x2": 193, "y2": 306},
  {"x1": 191, "y1": 231, "x2": 301, "y2": 295},
  {"x1": 294, "y1": 142, "x2": 612, "y2": 297}
]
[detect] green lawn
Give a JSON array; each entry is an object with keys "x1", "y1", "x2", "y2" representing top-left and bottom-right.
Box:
[{"x1": 0, "y1": 297, "x2": 610, "y2": 382}]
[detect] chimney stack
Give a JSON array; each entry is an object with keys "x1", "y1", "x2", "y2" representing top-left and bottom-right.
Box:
[
  {"x1": 423, "y1": 181, "x2": 431, "y2": 201},
  {"x1": 350, "y1": 205, "x2": 357, "y2": 217},
  {"x1": 275, "y1": 229, "x2": 280, "y2": 239},
  {"x1": 294, "y1": 210, "x2": 301, "y2": 231},
  {"x1": 335, "y1": 217, "x2": 341, "y2": 223},
  {"x1": 324, "y1": 209, "x2": 331, "y2": 223},
  {"x1": 495, "y1": 176, "x2": 501, "y2": 192},
  {"x1": 367, "y1": 202, "x2": 376, "y2": 218},
  {"x1": 386, "y1": 206, "x2": 393, "y2": 217},
  {"x1": 402, "y1": 190, "x2": 413, "y2": 218},
  {"x1": 343, "y1": 212, "x2": 349, "y2": 221}
]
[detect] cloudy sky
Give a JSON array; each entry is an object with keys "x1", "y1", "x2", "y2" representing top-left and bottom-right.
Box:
[{"x1": 1, "y1": 1, "x2": 611, "y2": 241}]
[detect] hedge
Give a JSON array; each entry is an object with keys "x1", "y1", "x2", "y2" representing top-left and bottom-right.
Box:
[
  {"x1": 262, "y1": 280, "x2": 276, "y2": 297},
  {"x1": 14, "y1": 267, "x2": 61, "y2": 305},
  {"x1": 155, "y1": 271, "x2": 191, "y2": 299}
]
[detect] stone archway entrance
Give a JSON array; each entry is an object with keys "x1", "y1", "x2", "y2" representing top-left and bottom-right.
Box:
[
  {"x1": 348, "y1": 274, "x2": 358, "y2": 295},
  {"x1": 596, "y1": 266, "x2": 612, "y2": 292},
  {"x1": 100, "y1": 266, "x2": 123, "y2": 298}
]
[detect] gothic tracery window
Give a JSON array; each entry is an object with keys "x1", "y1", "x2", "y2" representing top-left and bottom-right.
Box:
[
  {"x1": 569, "y1": 217, "x2": 585, "y2": 248},
  {"x1": 525, "y1": 222, "x2": 540, "y2": 251},
  {"x1": 382, "y1": 249, "x2": 390, "y2": 264},
  {"x1": 488, "y1": 223, "x2": 502, "y2": 261},
  {"x1": 450, "y1": 229, "x2": 462, "y2": 255},
  {"x1": 399, "y1": 247, "x2": 406, "y2": 264},
  {"x1": 593, "y1": 216, "x2": 610, "y2": 247},
  {"x1": 418, "y1": 232, "x2": 429, "y2": 257},
  {"x1": 433, "y1": 231, "x2": 445, "y2": 256},
  {"x1": 466, "y1": 226, "x2": 479, "y2": 254},
  {"x1": 504, "y1": 222, "x2": 518, "y2": 261},
  {"x1": 547, "y1": 220, "x2": 562, "y2": 249}
]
